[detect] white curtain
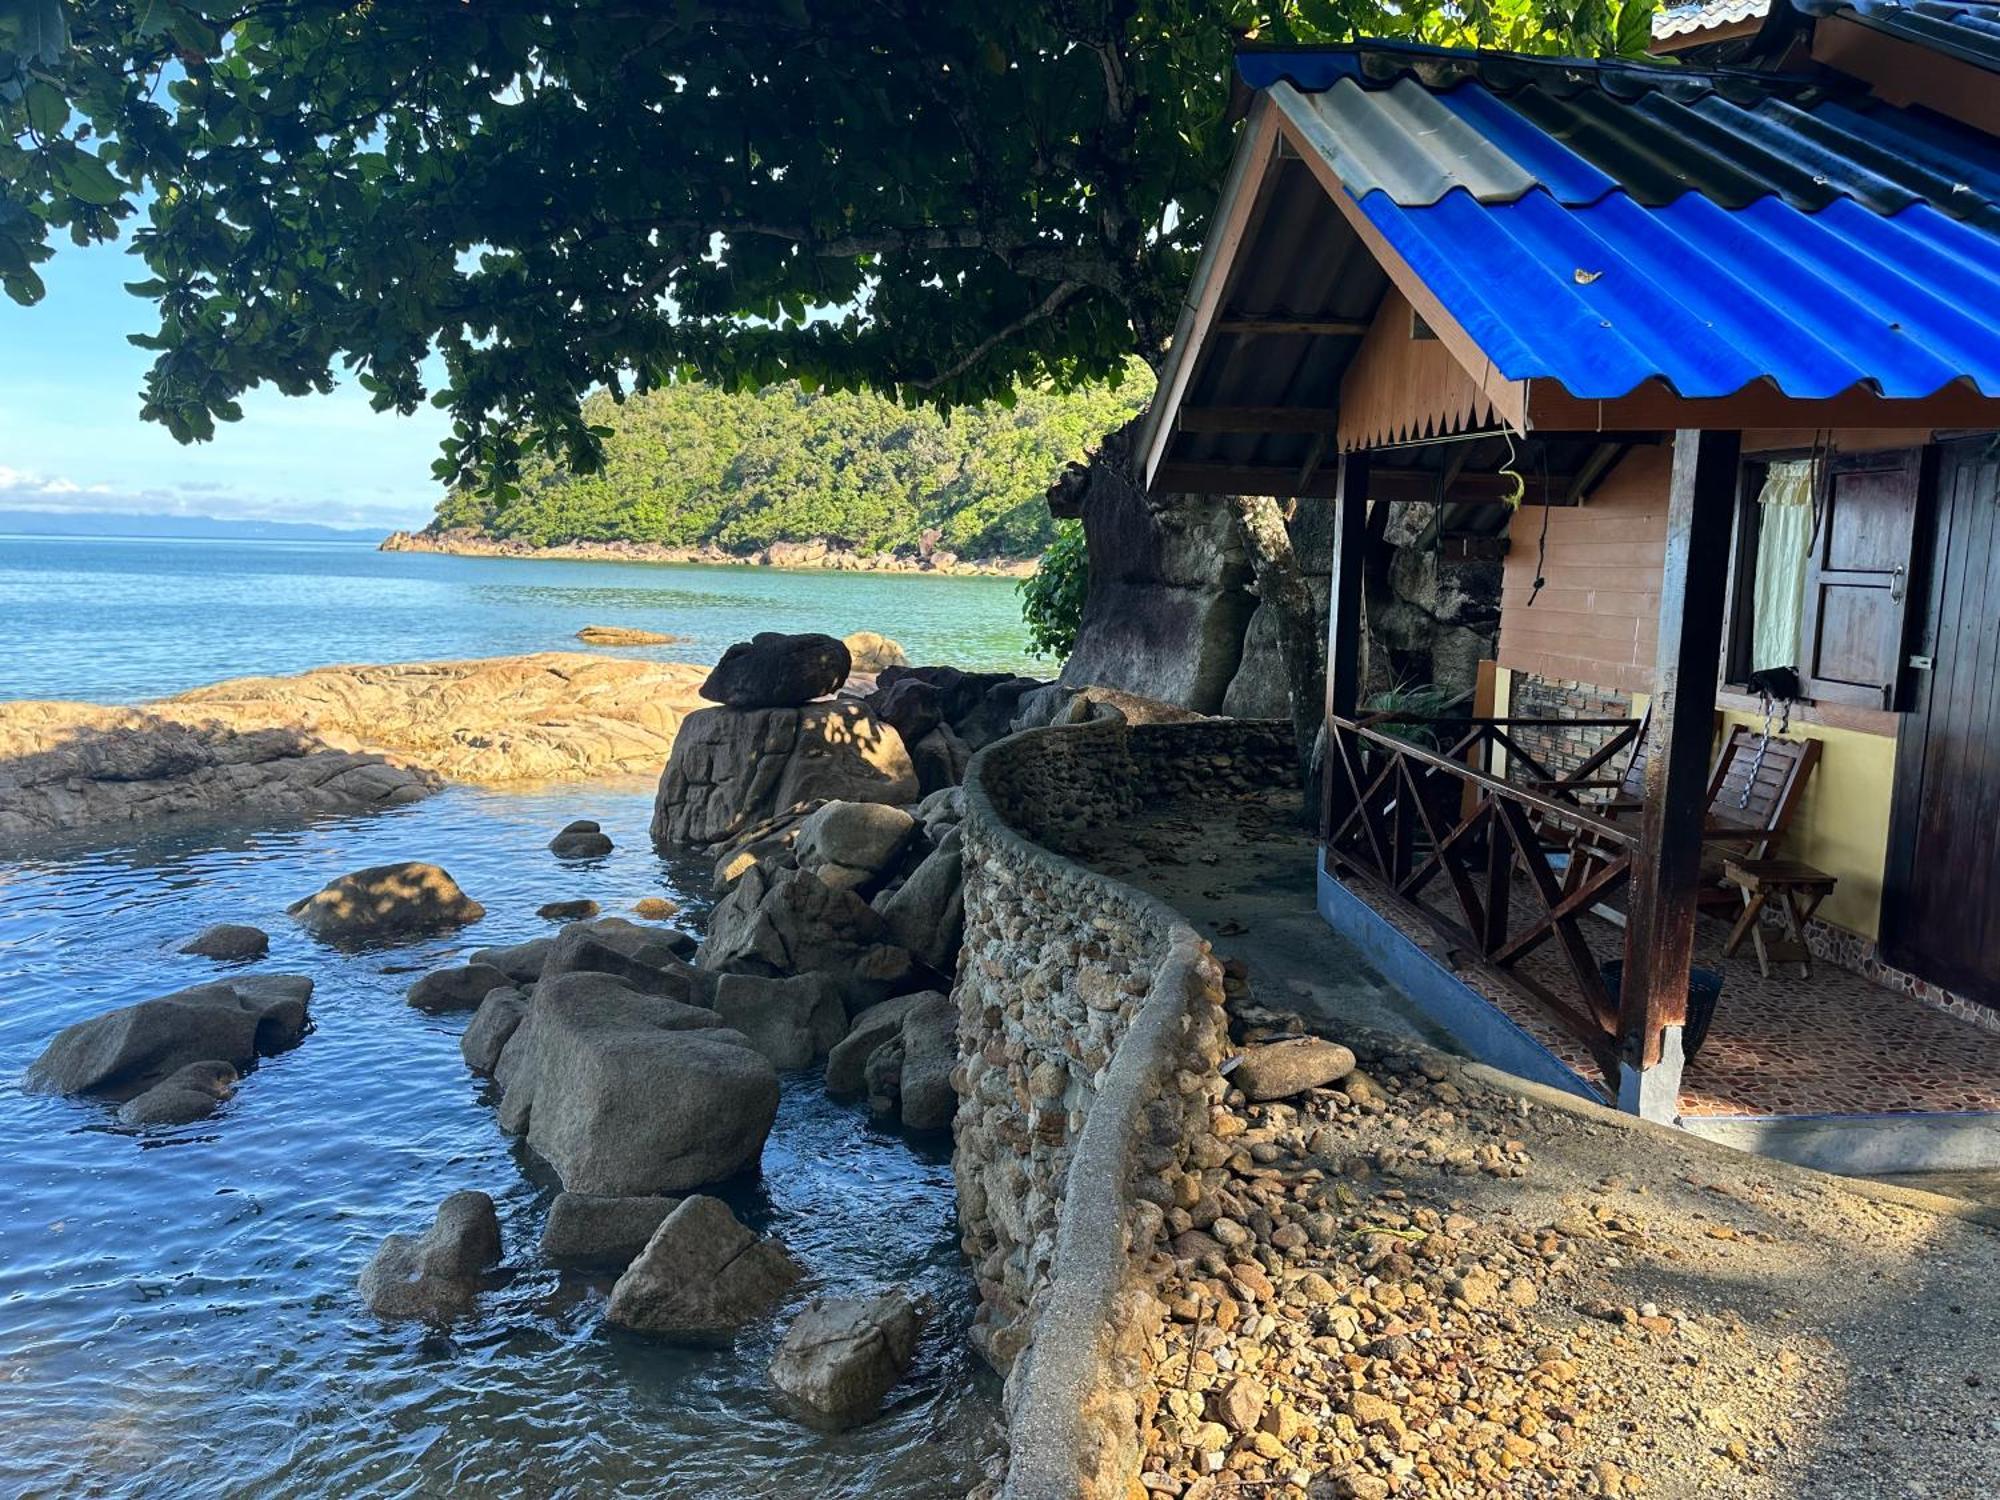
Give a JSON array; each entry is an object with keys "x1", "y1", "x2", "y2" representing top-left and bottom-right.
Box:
[{"x1": 1751, "y1": 460, "x2": 1814, "y2": 673}]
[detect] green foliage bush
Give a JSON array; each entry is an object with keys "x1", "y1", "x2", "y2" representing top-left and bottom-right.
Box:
[
  {"x1": 429, "y1": 372, "x2": 1149, "y2": 560},
  {"x1": 1019, "y1": 520, "x2": 1088, "y2": 662}
]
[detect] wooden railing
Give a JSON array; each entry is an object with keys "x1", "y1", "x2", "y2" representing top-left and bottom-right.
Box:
[{"x1": 1322, "y1": 713, "x2": 1647, "y2": 1073}]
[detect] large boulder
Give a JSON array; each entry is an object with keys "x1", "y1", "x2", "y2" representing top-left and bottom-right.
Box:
[
  {"x1": 179, "y1": 923, "x2": 269, "y2": 961},
  {"x1": 651, "y1": 701, "x2": 918, "y2": 848},
  {"x1": 952, "y1": 676, "x2": 1042, "y2": 750},
  {"x1": 406, "y1": 962, "x2": 513, "y2": 1014},
  {"x1": 358, "y1": 1190, "x2": 503, "y2": 1322},
  {"x1": 869, "y1": 677, "x2": 945, "y2": 745},
  {"x1": 540, "y1": 1191, "x2": 681, "y2": 1270},
  {"x1": 842, "y1": 632, "x2": 908, "y2": 674},
  {"x1": 700, "y1": 632, "x2": 851, "y2": 709},
  {"x1": 1231, "y1": 1038, "x2": 1357, "y2": 1101},
  {"x1": 460, "y1": 985, "x2": 529, "y2": 1074},
  {"x1": 288, "y1": 862, "x2": 483, "y2": 943},
  {"x1": 701, "y1": 866, "x2": 913, "y2": 1011},
  {"x1": 893, "y1": 993, "x2": 958, "y2": 1132},
  {"x1": 907, "y1": 725, "x2": 971, "y2": 796},
  {"x1": 713, "y1": 973, "x2": 847, "y2": 1070},
  {"x1": 875, "y1": 844, "x2": 965, "y2": 974},
  {"x1": 548, "y1": 819, "x2": 614, "y2": 859},
  {"x1": 470, "y1": 935, "x2": 554, "y2": 985},
  {"x1": 605, "y1": 1195, "x2": 802, "y2": 1342},
  {"x1": 116, "y1": 1060, "x2": 238, "y2": 1127},
  {"x1": 825, "y1": 993, "x2": 926, "y2": 1099},
  {"x1": 795, "y1": 801, "x2": 916, "y2": 892},
  {"x1": 27, "y1": 974, "x2": 312, "y2": 1098},
  {"x1": 539, "y1": 916, "x2": 699, "y2": 1000},
  {"x1": 770, "y1": 1290, "x2": 927, "y2": 1430},
  {"x1": 512, "y1": 972, "x2": 780, "y2": 1195}
]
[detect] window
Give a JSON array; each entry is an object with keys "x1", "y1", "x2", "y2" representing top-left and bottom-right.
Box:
[{"x1": 1725, "y1": 457, "x2": 1816, "y2": 687}]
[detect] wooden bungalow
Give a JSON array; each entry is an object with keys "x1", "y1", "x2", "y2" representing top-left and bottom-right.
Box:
[{"x1": 1138, "y1": 0, "x2": 2000, "y2": 1169}]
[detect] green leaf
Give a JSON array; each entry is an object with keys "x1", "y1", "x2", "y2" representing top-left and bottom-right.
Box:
[
  {"x1": 23, "y1": 79, "x2": 68, "y2": 134},
  {"x1": 52, "y1": 147, "x2": 124, "y2": 206}
]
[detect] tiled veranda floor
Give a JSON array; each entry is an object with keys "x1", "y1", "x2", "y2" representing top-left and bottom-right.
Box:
[{"x1": 1349, "y1": 865, "x2": 2000, "y2": 1120}]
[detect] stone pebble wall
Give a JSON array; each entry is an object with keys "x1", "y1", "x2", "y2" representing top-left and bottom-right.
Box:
[{"x1": 953, "y1": 715, "x2": 1289, "y2": 1500}]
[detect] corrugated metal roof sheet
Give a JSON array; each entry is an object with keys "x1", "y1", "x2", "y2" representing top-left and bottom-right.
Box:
[
  {"x1": 1795, "y1": 0, "x2": 2000, "y2": 70},
  {"x1": 1234, "y1": 43, "x2": 2000, "y2": 403},
  {"x1": 1655, "y1": 0, "x2": 1770, "y2": 39}
]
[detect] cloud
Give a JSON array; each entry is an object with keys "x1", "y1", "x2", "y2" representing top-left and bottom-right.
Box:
[{"x1": 0, "y1": 466, "x2": 415, "y2": 528}]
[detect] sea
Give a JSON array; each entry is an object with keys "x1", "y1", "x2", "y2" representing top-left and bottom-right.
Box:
[{"x1": 0, "y1": 534, "x2": 1023, "y2": 1498}]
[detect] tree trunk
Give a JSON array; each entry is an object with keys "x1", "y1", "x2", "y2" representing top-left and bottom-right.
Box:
[{"x1": 1226, "y1": 494, "x2": 1324, "y2": 788}]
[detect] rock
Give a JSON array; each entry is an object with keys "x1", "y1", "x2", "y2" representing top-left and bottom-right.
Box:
[
  {"x1": 869, "y1": 677, "x2": 945, "y2": 744},
  {"x1": 179, "y1": 923, "x2": 270, "y2": 961},
  {"x1": 907, "y1": 725, "x2": 971, "y2": 795},
  {"x1": 27, "y1": 974, "x2": 313, "y2": 1097},
  {"x1": 891, "y1": 992, "x2": 956, "y2": 1132},
  {"x1": 549, "y1": 819, "x2": 614, "y2": 858},
  {"x1": 700, "y1": 632, "x2": 851, "y2": 709},
  {"x1": 875, "y1": 844, "x2": 964, "y2": 973},
  {"x1": 288, "y1": 862, "x2": 484, "y2": 943},
  {"x1": 842, "y1": 632, "x2": 908, "y2": 674},
  {"x1": 461, "y1": 985, "x2": 530, "y2": 1074},
  {"x1": 825, "y1": 994, "x2": 925, "y2": 1099},
  {"x1": 538, "y1": 898, "x2": 600, "y2": 921},
  {"x1": 713, "y1": 972, "x2": 848, "y2": 1069},
  {"x1": 701, "y1": 866, "x2": 912, "y2": 1011},
  {"x1": 605, "y1": 1195, "x2": 802, "y2": 1342},
  {"x1": 539, "y1": 1191, "x2": 681, "y2": 1270},
  {"x1": 471, "y1": 935, "x2": 554, "y2": 985},
  {"x1": 358, "y1": 1190, "x2": 503, "y2": 1322},
  {"x1": 406, "y1": 962, "x2": 514, "y2": 1014},
  {"x1": 915, "y1": 786, "x2": 964, "y2": 838},
  {"x1": 632, "y1": 897, "x2": 679, "y2": 920},
  {"x1": 1231, "y1": 1038, "x2": 1357, "y2": 1101},
  {"x1": 116, "y1": 1060, "x2": 238, "y2": 1126},
  {"x1": 769, "y1": 1289, "x2": 927, "y2": 1429},
  {"x1": 864, "y1": 1038, "x2": 906, "y2": 1121},
  {"x1": 515, "y1": 972, "x2": 779, "y2": 1194},
  {"x1": 576, "y1": 624, "x2": 680, "y2": 646},
  {"x1": 951, "y1": 676, "x2": 1041, "y2": 750},
  {"x1": 651, "y1": 701, "x2": 919, "y2": 848},
  {"x1": 540, "y1": 916, "x2": 699, "y2": 999},
  {"x1": 1214, "y1": 1375, "x2": 1268, "y2": 1433},
  {"x1": 796, "y1": 801, "x2": 916, "y2": 890}
]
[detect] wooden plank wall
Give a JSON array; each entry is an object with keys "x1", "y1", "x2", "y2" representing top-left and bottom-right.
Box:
[
  {"x1": 1496, "y1": 445, "x2": 1671, "y2": 694},
  {"x1": 1338, "y1": 286, "x2": 1498, "y2": 452}
]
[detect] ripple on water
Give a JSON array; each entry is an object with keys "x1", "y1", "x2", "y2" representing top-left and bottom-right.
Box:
[{"x1": 0, "y1": 785, "x2": 1002, "y2": 1499}]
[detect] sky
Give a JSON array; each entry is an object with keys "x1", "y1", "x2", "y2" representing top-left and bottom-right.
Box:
[{"x1": 0, "y1": 233, "x2": 452, "y2": 532}]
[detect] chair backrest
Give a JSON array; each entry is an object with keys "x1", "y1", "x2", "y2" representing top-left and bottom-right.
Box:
[{"x1": 1702, "y1": 725, "x2": 1821, "y2": 857}]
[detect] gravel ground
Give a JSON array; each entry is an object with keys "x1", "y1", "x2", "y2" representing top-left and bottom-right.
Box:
[{"x1": 1073, "y1": 794, "x2": 2000, "y2": 1500}]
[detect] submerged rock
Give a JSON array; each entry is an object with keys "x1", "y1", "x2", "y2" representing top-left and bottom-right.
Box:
[
  {"x1": 288, "y1": 862, "x2": 484, "y2": 942},
  {"x1": 179, "y1": 923, "x2": 270, "y2": 961},
  {"x1": 770, "y1": 1290, "x2": 927, "y2": 1429},
  {"x1": 358, "y1": 1190, "x2": 503, "y2": 1323},
  {"x1": 116, "y1": 1060, "x2": 238, "y2": 1127},
  {"x1": 537, "y1": 898, "x2": 600, "y2": 922},
  {"x1": 406, "y1": 962, "x2": 513, "y2": 1014},
  {"x1": 460, "y1": 985, "x2": 529, "y2": 1075},
  {"x1": 699, "y1": 632, "x2": 851, "y2": 709},
  {"x1": 1231, "y1": 1037, "x2": 1357, "y2": 1101},
  {"x1": 510, "y1": 972, "x2": 779, "y2": 1195},
  {"x1": 576, "y1": 624, "x2": 680, "y2": 646},
  {"x1": 27, "y1": 974, "x2": 312, "y2": 1097},
  {"x1": 712, "y1": 972, "x2": 847, "y2": 1070},
  {"x1": 650, "y1": 701, "x2": 918, "y2": 848},
  {"x1": 632, "y1": 896, "x2": 680, "y2": 920},
  {"x1": 470, "y1": 935, "x2": 553, "y2": 985},
  {"x1": 549, "y1": 819, "x2": 614, "y2": 859},
  {"x1": 605, "y1": 1195, "x2": 801, "y2": 1342},
  {"x1": 540, "y1": 1191, "x2": 681, "y2": 1271}
]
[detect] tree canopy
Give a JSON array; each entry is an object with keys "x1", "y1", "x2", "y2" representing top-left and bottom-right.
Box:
[
  {"x1": 1, "y1": 0, "x2": 1655, "y2": 496},
  {"x1": 430, "y1": 370, "x2": 1150, "y2": 557}
]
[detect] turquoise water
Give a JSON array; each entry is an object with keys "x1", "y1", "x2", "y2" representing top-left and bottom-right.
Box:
[
  {"x1": 0, "y1": 533, "x2": 1015, "y2": 1495},
  {"x1": 0, "y1": 535, "x2": 1042, "y2": 703}
]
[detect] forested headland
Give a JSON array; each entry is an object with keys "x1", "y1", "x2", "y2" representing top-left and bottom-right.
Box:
[{"x1": 419, "y1": 373, "x2": 1149, "y2": 561}]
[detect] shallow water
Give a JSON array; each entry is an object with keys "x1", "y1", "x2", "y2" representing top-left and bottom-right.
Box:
[
  {"x1": 0, "y1": 784, "x2": 1002, "y2": 1498},
  {"x1": 0, "y1": 535, "x2": 1043, "y2": 703}
]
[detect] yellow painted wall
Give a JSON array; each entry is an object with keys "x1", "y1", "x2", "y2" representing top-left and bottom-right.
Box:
[{"x1": 1715, "y1": 712, "x2": 1897, "y2": 938}]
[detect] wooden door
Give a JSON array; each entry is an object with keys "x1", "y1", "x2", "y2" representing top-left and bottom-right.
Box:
[
  {"x1": 1882, "y1": 437, "x2": 2000, "y2": 1009},
  {"x1": 1799, "y1": 449, "x2": 1927, "y2": 708}
]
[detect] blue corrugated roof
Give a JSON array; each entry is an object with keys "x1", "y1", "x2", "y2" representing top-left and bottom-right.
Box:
[{"x1": 1239, "y1": 42, "x2": 2000, "y2": 402}]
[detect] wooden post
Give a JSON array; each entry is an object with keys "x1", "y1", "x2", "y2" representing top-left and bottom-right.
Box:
[
  {"x1": 1320, "y1": 453, "x2": 1369, "y2": 856},
  {"x1": 1618, "y1": 428, "x2": 1739, "y2": 1119}
]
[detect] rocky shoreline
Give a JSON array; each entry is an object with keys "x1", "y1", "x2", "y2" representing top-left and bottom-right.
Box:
[{"x1": 381, "y1": 528, "x2": 1040, "y2": 578}]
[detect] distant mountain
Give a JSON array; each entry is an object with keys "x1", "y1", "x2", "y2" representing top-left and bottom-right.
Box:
[{"x1": 0, "y1": 509, "x2": 388, "y2": 542}]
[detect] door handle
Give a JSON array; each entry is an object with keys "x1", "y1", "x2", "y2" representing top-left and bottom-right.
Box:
[{"x1": 1890, "y1": 563, "x2": 1906, "y2": 604}]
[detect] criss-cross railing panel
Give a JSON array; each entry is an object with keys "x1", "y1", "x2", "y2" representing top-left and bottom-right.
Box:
[{"x1": 1322, "y1": 714, "x2": 1643, "y2": 1069}]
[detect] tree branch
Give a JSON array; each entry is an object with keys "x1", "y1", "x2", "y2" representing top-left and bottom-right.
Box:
[{"x1": 903, "y1": 281, "x2": 1083, "y2": 393}]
